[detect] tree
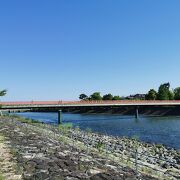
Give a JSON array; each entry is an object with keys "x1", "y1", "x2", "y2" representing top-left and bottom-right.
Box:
[
  {"x1": 112, "y1": 96, "x2": 121, "y2": 100},
  {"x1": 174, "y1": 87, "x2": 180, "y2": 100},
  {"x1": 157, "y1": 83, "x2": 174, "y2": 100},
  {"x1": 79, "y1": 93, "x2": 88, "y2": 100},
  {"x1": 168, "y1": 90, "x2": 174, "y2": 100},
  {"x1": 145, "y1": 89, "x2": 157, "y2": 100},
  {"x1": 90, "y1": 92, "x2": 102, "y2": 100},
  {"x1": 0, "y1": 89, "x2": 7, "y2": 109},
  {"x1": 0, "y1": 89, "x2": 7, "y2": 97},
  {"x1": 102, "y1": 94, "x2": 113, "y2": 100}
]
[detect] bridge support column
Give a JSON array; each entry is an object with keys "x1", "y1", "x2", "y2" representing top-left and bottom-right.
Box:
[
  {"x1": 58, "y1": 110, "x2": 62, "y2": 125},
  {"x1": 135, "y1": 107, "x2": 139, "y2": 119}
]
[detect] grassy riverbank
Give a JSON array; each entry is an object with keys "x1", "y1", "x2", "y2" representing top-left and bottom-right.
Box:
[{"x1": 0, "y1": 115, "x2": 179, "y2": 179}]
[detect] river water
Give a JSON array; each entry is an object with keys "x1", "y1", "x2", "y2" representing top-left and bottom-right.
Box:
[{"x1": 16, "y1": 112, "x2": 180, "y2": 149}]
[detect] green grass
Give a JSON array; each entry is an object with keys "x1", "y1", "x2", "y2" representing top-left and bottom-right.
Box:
[
  {"x1": 5, "y1": 114, "x2": 19, "y2": 118},
  {"x1": 0, "y1": 135, "x2": 4, "y2": 143},
  {"x1": 18, "y1": 117, "x2": 40, "y2": 124},
  {"x1": 3, "y1": 113, "x2": 41, "y2": 124},
  {"x1": 0, "y1": 173, "x2": 4, "y2": 180},
  {"x1": 58, "y1": 123, "x2": 73, "y2": 131},
  {"x1": 156, "y1": 143, "x2": 163, "y2": 148}
]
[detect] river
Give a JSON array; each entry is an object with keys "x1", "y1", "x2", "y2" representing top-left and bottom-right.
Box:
[{"x1": 16, "y1": 112, "x2": 180, "y2": 149}]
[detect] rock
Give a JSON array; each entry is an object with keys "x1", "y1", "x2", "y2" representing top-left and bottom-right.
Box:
[
  {"x1": 66, "y1": 176, "x2": 79, "y2": 180},
  {"x1": 161, "y1": 162, "x2": 170, "y2": 169},
  {"x1": 0, "y1": 116, "x2": 176, "y2": 180},
  {"x1": 89, "y1": 168, "x2": 104, "y2": 175}
]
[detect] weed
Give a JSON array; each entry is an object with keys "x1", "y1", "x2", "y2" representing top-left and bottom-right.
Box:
[
  {"x1": 0, "y1": 174, "x2": 4, "y2": 180},
  {"x1": 0, "y1": 135, "x2": 5, "y2": 143},
  {"x1": 85, "y1": 128, "x2": 92, "y2": 134},
  {"x1": 156, "y1": 144, "x2": 163, "y2": 149},
  {"x1": 95, "y1": 141, "x2": 105, "y2": 153},
  {"x1": 10, "y1": 148, "x2": 18, "y2": 157}
]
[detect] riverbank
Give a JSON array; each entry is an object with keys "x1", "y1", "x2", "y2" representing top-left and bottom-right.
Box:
[{"x1": 0, "y1": 115, "x2": 179, "y2": 179}]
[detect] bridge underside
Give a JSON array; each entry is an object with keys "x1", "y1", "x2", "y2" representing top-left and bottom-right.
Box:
[{"x1": 3, "y1": 105, "x2": 180, "y2": 116}]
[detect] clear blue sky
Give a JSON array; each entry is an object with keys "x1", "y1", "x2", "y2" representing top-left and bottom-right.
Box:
[{"x1": 0, "y1": 0, "x2": 180, "y2": 101}]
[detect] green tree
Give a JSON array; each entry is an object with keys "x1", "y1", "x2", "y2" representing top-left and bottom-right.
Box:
[
  {"x1": 90, "y1": 92, "x2": 102, "y2": 100},
  {"x1": 174, "y1": 87, "x2": 180, "y2": 100},
  {"x1": 157, "y1": 83, "x2": 174, "y2": 100},
  {"x1": 79, "y1": 93, "x2": 88, "y2": 100},
  {"x1": 0, "y1": 89, "x2": 7, "y2": 97},
  {"x1": 145, "y1": 89, "x2": 157, "y2": 100},
  {"x1": 112, "y1": 96, "x2": 121, "y2": 100},
  {"x1": 168, "y1": 90, "x2": 174, "y2": 100},
  {"x1": 102, "y1": 93, "x2": 113, "y2": 100},
  {"x1": 0, "y1": 89, "x2": 7, "y2": 109}
]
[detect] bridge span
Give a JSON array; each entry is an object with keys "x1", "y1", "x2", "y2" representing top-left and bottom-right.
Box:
[
  {"x1": 1, "y1": 100, "x2": 180, "y2": 117},
  {"x1": 1, "y1": 100, "x2": 180, "y2": 108}
]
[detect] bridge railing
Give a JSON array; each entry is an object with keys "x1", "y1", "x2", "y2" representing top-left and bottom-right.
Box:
[{"x1": 1, "y1": 100, "x2": 180, "y2": 106}]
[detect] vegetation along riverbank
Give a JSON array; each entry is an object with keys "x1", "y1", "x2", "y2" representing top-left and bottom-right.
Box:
[{"x1": 0, "y1": 115, "x2": 179, "y2": 179}]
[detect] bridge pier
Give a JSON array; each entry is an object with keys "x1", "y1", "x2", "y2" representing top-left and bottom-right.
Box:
[
  {"x1": 58, "y1": 110, "x2": 62, "y2": 125},
  {"x1": 135, "y1": 107, "x2": 139, "y2": 119}
]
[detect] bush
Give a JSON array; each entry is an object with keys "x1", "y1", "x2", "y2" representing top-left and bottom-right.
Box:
[{"x1": 60, "y1": 123, "x2": 73, "y2": 129}]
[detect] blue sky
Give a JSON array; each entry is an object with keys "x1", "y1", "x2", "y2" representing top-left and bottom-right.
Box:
[{"x1": 0, "y1": 0, "x2": 180, "y2": 101}]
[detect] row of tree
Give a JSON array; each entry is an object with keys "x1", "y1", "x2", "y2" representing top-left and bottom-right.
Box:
[
  {"x1": 79, "y1": 92, "x2": 121, "y2": 100},
  {"x1": 79, "y1": 83, "x2": 180, "y2": 101},
  {"x1": 145, "y1": 83, "x2": 180, "y2": 100},
  {"x1": 1, "y1": 83, "x2": 180, "y2": 101}
]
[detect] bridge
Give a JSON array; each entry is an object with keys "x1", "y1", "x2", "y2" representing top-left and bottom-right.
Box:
[
  {"x1": 1, "y1": 100, "x2": 180, "y2": 117},
  {"x1": 1, "y1": 100, "x2": 180, "y2": 108},
  {"x1": 0, "y1": 100, "x2": 180, "y2": 118}
]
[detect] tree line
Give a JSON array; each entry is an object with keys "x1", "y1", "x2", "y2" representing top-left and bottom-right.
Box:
[
  {"x1": 79, "y1": 83, "x2": 180, "y2": 101},
  {"x1": 79, "y1": 92, "x2": 121, "y2": 101},
  {"x1": 1, "y1": 83, "x2": 180, "y2": 101},
  {"x1": 145, "y1": 83, "x2": 180, "y2": 100}
]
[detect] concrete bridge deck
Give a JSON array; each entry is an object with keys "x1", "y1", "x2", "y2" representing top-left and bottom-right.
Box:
[
  {"x1": 1, "y1": 100, "x2": 180, "y2": 116},
  {"x1": 1, "y1": 100, "x2": 180, "y2": 109}
]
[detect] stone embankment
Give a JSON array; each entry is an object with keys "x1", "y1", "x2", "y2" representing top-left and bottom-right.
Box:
[
  {"x1": 72, "y1": 129, "x2": 180, "y2": 174},
  {"x1": 0, "y1": 115, "x2": 179, "y2": 179}
]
